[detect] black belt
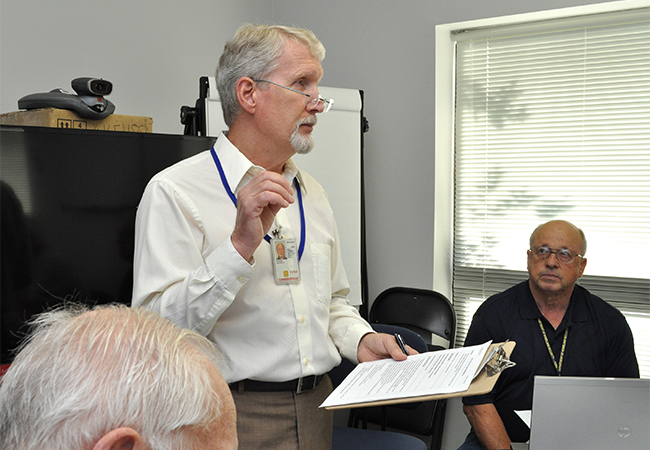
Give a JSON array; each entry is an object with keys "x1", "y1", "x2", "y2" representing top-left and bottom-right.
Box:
[{"x1": 230, "y1": 374, "x2": 324, "y2": 394}]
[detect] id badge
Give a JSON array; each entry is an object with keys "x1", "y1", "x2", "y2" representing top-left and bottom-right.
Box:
[{"x1": 272, "y1": 238, "x2": 300, "y2": 284}]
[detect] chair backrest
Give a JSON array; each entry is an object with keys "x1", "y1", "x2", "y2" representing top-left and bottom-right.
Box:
[
  {"x1": 369, "y1": 287, "x2": 456, "y2": 351},
  {"x1": 367, "y1": 287, "x2": 457, "y2": 449}
]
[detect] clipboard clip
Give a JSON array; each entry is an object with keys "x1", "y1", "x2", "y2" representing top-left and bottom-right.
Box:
[{"x1": 485, "y1": 340, "x2": 516, "y2": 377}]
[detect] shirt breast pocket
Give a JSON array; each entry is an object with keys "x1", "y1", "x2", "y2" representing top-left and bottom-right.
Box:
[{"x1": 310, "y1": 243, "x2": 332, "y2": 305}]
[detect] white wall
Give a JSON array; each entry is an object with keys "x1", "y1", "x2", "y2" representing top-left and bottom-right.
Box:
[
  {"x1": 0, "y1": 1, "x2": 615, "y2": 448},
  {"x1": 0, "y1": 0, "x2": 270, "y2": 132}
]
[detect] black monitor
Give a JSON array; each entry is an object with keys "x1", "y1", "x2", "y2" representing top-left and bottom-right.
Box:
[{"x1": 0, "y1": 125, "x2": 215, "y2": 363}]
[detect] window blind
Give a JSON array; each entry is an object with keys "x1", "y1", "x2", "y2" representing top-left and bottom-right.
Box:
[{"x1": 452, "y1": 7, "x2": 650, "y2": 376}]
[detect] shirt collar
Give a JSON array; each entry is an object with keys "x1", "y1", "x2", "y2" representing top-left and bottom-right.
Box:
[
  {"x1": 282, "y1": 158, "x2": 307, "y2": 194},
  {"x1": 520, "y1": 282, "x2": 543, "y2": 320},
  {"x1": 520, "y1": 280, "x2": 589, "y2": 324},
  {"x1": 215, "y1": 132, "x2": 306, "y2": 195}
]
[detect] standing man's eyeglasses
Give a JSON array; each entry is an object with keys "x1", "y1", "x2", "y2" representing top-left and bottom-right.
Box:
[{"x1": 252, "y1": 79, "x2": 334, "y2": 113}]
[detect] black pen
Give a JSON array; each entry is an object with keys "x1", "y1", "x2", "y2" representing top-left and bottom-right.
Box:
[{"x1": 394, "y1": 333, "x2": 409, "y2": 356}]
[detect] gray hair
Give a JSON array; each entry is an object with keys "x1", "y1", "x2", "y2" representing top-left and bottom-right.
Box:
[
  {"x1": 216, "y1": 23, "x2": 326, "y2": 127},
  {"x1": 0, "y1": 304, "x2": 224, "y2": 450}
]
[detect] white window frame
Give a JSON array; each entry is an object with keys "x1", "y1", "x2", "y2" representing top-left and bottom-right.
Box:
[{"x1": 434, "y1": 0, "x2": 649, "y2": 349}]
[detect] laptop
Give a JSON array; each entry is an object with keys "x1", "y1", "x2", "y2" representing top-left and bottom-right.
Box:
[{"x1": 528, "y1": 376, "x2": 649, "y2": 450}]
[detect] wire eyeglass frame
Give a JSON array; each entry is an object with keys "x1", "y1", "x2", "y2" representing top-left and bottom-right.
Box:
[
  {"x1": 529, "y1": 246, "x2": 584, "y2": 265},
  {"x1": 252, "y1": 79, "x2": 334, "y2": 113}
]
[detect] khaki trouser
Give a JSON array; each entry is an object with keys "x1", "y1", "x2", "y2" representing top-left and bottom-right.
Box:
[{"x1": 232, "y1": 375, "x2": 334, "y2": 450}]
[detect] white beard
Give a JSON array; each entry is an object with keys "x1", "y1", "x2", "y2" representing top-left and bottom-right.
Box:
[{"x1": 290, "y1": 116, "x2": 317, "y2": 154}]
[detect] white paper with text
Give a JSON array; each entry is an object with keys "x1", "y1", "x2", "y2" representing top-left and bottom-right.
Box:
[{"x1": 320, "y1": 341, "x2": 492, "y2": 408}]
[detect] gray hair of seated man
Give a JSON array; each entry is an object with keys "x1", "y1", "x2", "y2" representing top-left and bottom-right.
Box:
[{"x1": 0, "y1": 303, "x2": 226, "y2": 450}]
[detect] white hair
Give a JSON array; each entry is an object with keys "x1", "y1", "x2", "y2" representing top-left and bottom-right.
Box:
[
  {"x1": 0, "y1": 304, "x2": 224, "y2": 450},
  {"x1": 216, "y1": 23, "x2": 326, "y2": 127}
]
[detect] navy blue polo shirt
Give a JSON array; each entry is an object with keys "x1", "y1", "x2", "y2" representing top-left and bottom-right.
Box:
[{"x1": 462, "y1": 281, "x2": 639, "y2": 443}]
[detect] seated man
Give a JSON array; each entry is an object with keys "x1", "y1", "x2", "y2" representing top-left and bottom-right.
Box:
[
  {"x1": 0, "y1": 304, "x2": 237, "y2": 450},
  {"x1": 458, "y1": 220, "x2": 639, "y2": 450}
]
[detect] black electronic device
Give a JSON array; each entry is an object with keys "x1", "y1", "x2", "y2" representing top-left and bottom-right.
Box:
[
  {"x1": 18, "y1": 77, "x2": 116, "y2": 120},
  {"x1": 71, "y1": 77, "x2": 113, "y2": 96}
]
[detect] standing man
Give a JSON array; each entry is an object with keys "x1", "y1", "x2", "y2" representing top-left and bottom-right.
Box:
[
  {"x1": 133, "y1": 24, "x2": 410, "y2": 449},
  {"x1": 458, "y1": 220, "x2": 639, "y2": 450}
]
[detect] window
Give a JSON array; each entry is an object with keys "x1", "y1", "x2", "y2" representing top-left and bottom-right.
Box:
[{"x1": 435, "y1": 1, "x2": 650, "y2": 377}]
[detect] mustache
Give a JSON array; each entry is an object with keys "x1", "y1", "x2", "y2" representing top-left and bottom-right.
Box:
[{"x1": 298, "y1": 116, "x2": 317, "y2": 126}]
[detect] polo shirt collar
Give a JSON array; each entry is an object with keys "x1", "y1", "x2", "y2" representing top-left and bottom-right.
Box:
[{"x1": 520, "y1": 280, "x2": 589, "y2": 325}]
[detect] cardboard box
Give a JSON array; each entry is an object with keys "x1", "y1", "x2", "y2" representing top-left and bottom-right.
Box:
[{"x1": 0, "y1": 108, "x2": 153, "y2": 133}]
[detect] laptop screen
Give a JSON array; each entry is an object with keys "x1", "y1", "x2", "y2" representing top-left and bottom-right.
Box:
[{"x1": 529, "y1": 376, "x2": 649, "y2": 450}]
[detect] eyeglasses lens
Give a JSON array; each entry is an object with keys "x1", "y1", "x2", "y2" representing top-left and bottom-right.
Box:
[{"x1": 533, "y1": 247, "x2": 576, "y2": 264}]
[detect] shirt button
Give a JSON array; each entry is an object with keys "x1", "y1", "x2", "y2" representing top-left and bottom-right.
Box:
[
  {"x1": 300, "y1": 316, "x2": 306, "y2": 323},
  {"x1": 304, "y1": 358, "x2": 309, "y2": 366},
  {"x1": 237, "y1": 276, "x2": 246, "y2": 283}
]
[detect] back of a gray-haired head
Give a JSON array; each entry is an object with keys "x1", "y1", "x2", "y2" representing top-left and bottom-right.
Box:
[
  {"x1": 0, "y1": 304, "x2": 224, "y2": 450},
  {"x1": 215, "y1": 23, "x2": 326, "y2": 127}
]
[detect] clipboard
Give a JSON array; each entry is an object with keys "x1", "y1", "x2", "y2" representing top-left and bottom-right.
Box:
[{"x1": 324, "y1": 341, "x2": 515, "y2": 410}]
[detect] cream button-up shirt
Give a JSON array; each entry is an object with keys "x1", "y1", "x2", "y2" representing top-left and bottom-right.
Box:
[{"x1": 133, "y1": 133, "x2": 373, "y2": 383}]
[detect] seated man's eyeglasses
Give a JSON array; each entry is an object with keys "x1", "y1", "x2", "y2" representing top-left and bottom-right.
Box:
[
  {"x1": 529, "y1": 246, "x2": 583, "y2": 265},
  {"x1": 252, "y1": 79, "x2": 334, "y2": 113}
]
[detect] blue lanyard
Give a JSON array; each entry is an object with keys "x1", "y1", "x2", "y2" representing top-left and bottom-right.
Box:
[{"x1": 210, "y1": 146, "x2": 305, "y2": 260}]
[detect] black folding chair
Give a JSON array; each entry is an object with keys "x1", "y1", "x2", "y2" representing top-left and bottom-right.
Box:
[
  {"x1": 367, "y1": 287, "x2": 457, "y2": 450},
  {"x1": 329, "y1": 324, "x2": 428, "y2": 450}
]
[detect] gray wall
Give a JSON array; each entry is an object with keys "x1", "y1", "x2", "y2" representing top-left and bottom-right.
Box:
[
  {"x1": 0, "y1": 0, "x2": 610, "y2": 304},
  {"x1": 269, "y1": 0, "x2": 610, "y2": 306},
  {"x1": 0, "y1": 0, "x2": 612, "y2": 447}
]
